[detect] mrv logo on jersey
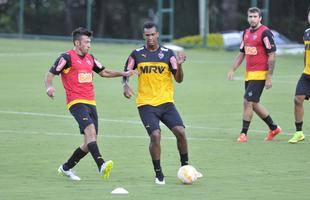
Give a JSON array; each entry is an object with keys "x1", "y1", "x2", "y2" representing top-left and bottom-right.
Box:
[{"x1": 139, "y1": 66, "x2": 165, "y2": 74}]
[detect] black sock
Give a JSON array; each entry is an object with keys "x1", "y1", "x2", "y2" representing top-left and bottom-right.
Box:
[
  {"x1": 152, "y1": 160, "x2": 164, "y2": 178},
  {"x1": 63, "y1": 147, "x2": 87, "y2": 171},
  {"x1": 262, "y1": 115, "x2": 277, "y2": 130},
  {"x1": 87, "y1": 141, "x2": 104, "y2": 170},
  {"x1": 295, "y1": 121, "x2": 303, "y2": 131},
  {"x1": 241, "y1": 120, "x2": 251, "y2": 134},
  {"x1": 180, "y1": 153, "x2": 188, "y2": 166}
]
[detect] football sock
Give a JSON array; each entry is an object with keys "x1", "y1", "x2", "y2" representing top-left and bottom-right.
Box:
[
  {"x1": 152, "y1": 160, "x2": 164, "y2": 177},
  {"x1": 180, "y1": 153, "x2": 188, "y2": 166},
  {"x1": 262, "y1": 115, "x2": 277, "y2": 130},
  {"x1": 295, "y1": 121, "x2": 303, "y2": 131},
  {"x1": 241, "y1": 120, "x2": 251, "y2": 134},
  {"x1": 63, "y1": 147, "x2": 87, "y2": 170},
  {"x1": 87, "y1": 141, "x2": 105, "y2": 170}
]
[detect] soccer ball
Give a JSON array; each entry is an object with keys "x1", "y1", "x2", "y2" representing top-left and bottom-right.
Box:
[{"x1": 177, "y1": 165, "x2": 198, "y2": 184}]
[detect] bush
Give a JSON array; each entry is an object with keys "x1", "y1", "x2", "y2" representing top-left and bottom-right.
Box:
[{"x1": 173, "y1": 34, "x2": 224, "y2": 48}]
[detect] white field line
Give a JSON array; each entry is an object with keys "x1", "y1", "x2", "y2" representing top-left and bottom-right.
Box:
[{"x1": 0, "y1": 110, "x2": 301, "y2": 138}]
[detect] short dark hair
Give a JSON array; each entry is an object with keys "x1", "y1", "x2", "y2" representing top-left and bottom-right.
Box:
[
  {"x1": 142, "y1": 21, "x2": 158, "y2": 32},
  {"x1": 72, "y1": 27, "x2": 92, "y2": 43},
  {"x1": 308, "y1": 6, "x2": 310, "y2": 13},
  {"x1": 248, "y1": 7, "x2": 262, "y2": 17}
]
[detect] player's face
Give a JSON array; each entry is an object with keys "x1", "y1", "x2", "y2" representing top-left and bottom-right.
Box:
[
  {"x1": 143, "y1": 27, "x2": 159, "y2": 48},
  {"x1": 75, "y1": 35, "x2": 91, "y2": 55},
  {"x1": 247, "y1": 12, "x2": 262, "y2": 29},
  {"x1": 308, "y1": 11, "x2": 310, "y2": 24}
]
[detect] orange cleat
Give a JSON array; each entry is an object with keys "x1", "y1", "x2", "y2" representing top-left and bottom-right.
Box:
[
  {"x1": 264, "y1": 126, "x2": 281, "y2": 141},
  {"x1": 237, "y1": 133, "x2": 247, "y2": 142}
]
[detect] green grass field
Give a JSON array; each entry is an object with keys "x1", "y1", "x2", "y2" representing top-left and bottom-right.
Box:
[{"x1": 0, "y1": 38, "x2": 309, "y2": 200}]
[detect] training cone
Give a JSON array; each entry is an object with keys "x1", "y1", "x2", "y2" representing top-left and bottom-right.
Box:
[{"x1": 111, "y1": 187, "x2": 129, "y2": 194}]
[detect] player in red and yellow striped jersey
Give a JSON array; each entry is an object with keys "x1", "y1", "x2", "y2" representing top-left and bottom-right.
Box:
[
  {"x1": 122, "y1": 22, "x2": 202, "y2": 184},
  {"x1": 227, "y1": 7, "x2": 281, "y2": 142},
  {"x1": 44, "y1": 27, "x2": 135, "y2": 180},
  {"x1": 289, "y1": 7, "x2": 310, "y2": 144}
]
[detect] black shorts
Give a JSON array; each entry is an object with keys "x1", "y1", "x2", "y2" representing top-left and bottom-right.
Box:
[
  {"x1": 295, "y1": 74, "x2": 310, "y2": 100},
  {"x1": 138, "y1": 102, "x2": 184, "y2": 135},
  {"x1": 244, "y1": 80, "x2": 265, "y2": 103},
  {"x1": 69, "y1": 103, "x2": 98, "y2": 134}
]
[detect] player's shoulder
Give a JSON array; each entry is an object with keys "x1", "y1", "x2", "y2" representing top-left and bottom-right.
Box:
[
  {"x1": 134, "y1": 46, "x2": 145, "y2": 52},
  {"x1": 159, "y1": 46, "x2": 170, "y2": 52},
  {"x1": 304, "y1": 28, "x2": 310, "y2": 41}
]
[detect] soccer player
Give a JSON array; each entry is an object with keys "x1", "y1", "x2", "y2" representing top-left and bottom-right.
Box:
[
  {"x1": 288, "y1": 7, "x2": 310, "y2": 144},
  {"x1": 44, "y1": 27, "x2": 135, "y2": 181},
  {"x1": 227, "y1": 7, "x2": 281, "y2": 142},
  {"x1": 122, "y1": 22, "x2": 202, "y2": 184}
]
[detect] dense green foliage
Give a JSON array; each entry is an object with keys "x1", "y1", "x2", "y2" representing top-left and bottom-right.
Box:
[{"x1": 173, "y1": 34, "x2": 224, "y2": 48}]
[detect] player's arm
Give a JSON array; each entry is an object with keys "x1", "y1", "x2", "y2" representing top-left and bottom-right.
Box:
[
  {"x1": 227, "y1": 31, "x2": 246, "y2": 80},
  {"x1": 45, "y1": 72, "x2": 56, "y2": 99},
  {"x1": 92, "y1": 56, "x2": 135, "y2": 78},
  {"x1": 44, "y1": 54, "x2": 69, "y2": 99},
  {"x1": 262, "y1": 29, "x2": 277, "y2": 89},
  {"x1": 169, "y1": 51, "x2": 185, "y2": 83},
  {"x1": 227, "y1": 51, "x2": 245, "y2": 80},
  {"x1": 174, "y1": 51, "x2": 186, "y2": 83},
  {"x1": 99, "y1": 69, "x2": 134, "y2": 78},
  {"x1": 122, "y1": 55, "x2": 136, "y2": 99}
]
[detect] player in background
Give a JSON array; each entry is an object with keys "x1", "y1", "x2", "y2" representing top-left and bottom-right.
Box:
[
  {"x1": 288, "y1": 7, "x2": 310, "y2": 144},
  {"x1": 44, "y1": 27, "x2": 135, "y2": 180},
  {"x1": 122, "y1": 22, "x2": 202, "y2": 184},
  {"x1": 227, "y1": 7, "x2": 281, "y2": 142}
]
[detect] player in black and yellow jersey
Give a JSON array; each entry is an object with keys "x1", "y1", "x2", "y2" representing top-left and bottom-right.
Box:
[
  {"x1": 289, "y1": 7, "x2": 310, "y2": 143},
  {"x1": 122, "y1": 22, "x2": 202, "y2": 184}
]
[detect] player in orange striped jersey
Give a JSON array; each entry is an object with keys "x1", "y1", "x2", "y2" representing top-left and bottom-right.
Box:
[
  {"x1": 44, "y1": 27, "x2": 135, "y2": 180},
  {"x1": 227, "y1": 7, "x2": 281, "y2": 142}
]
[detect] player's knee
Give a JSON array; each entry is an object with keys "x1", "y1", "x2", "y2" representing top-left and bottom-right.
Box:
[
  {"x1": 294, "y1": 96, "x2": 304, "y2": 105},
  {"x1": 243, "y1": 99, "x2": 253, "y2": 108},
  {"x1": 150, "y1": 129, "x2": 161, "y2": 142},
  {"x1": 172, "y1": 126, "x2": 186, "y2": 138}
]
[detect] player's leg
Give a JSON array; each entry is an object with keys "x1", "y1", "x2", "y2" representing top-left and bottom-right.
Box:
[
  {"x1": 82, "y1": 105, "x2": 113, "y2": 179},
  {"x1": 289, "y1": 95, "x2": 306, "y2": 143},
  {"x1": 160, "y1": 103, "x2": 188, "y2": 166},
  {"x1": 237, "y1": 81, "x2": 257, "y2": 142},
  {"x1": 138, "y1": 105, "x2": 164, "y2": 184},
  {"x1": 289, "y1": 75, "x2": 309, "y2": 143},
  {"x1": 58, "y1": 103, "x2": 90, "y2": 180},
  {"x1": 162, "y1": 103, "x2": 202, "y2": 178},
  {"x1": 253, "y1": 102, "x2": 281, "y2": 141}
]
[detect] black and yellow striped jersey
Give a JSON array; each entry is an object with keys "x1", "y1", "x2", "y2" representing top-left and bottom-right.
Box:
[
  {"x1": 124, "y1": 45, "x2": 178, "y2": 107},
  {"x1": 303, "y1": 28, "x2": 310, "y2": 75}
]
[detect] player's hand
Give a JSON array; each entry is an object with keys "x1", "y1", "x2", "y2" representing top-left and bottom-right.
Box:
[
  {"x1": 227, "y1": 70, "x2": 235, "y2": 80},
  {"x1": 265, "y1": 76, "x2": 272, "y2": 89},
  {"x1": 177, "y1": 51, "x2": 186, "y2": 65},
  {"x1": 123, "y1": 70, "x2": 137, "y2": 77},
  {"x1": 123, "y1": 83, "x2": 135, "y2": 99},
  {"x1": 46, "y1": 86, "x2": 55, "y2": 99}
]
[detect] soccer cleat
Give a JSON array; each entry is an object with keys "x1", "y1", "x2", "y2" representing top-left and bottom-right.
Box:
[
  {"x1": 288, "y1": 131, "x2": 305, "y2": 144},
  {"x1": 99, "y1": 160, "x2": 113, "y2": 179},
  {"x1": 264, "y1": 126, "x2": 282, "y2": 141},
  {"x1": 58, "y1": 165, "x2": 81, "y2": 181},
  {"x1": 237, "y1": 133, "x2": 247, "y2": 142},
  {"x1": 195, "y1": 170, "x2": 203, "y2": 178},
  {"x1": 155, "y1": 176, "x2": 165, "y2": 185}
]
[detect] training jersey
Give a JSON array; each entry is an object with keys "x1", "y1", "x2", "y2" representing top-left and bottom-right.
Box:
[
  {"x1": 124, "y1": 45, "x2": 178, "y2": 107},
  {"x1": 303, "y1": 28, "x2": 310, "y2": 75},
  {"x1": 240, "y1": 25, "x2": 276, "y2": 81},
  {"x1": 49, "y1": 49, "x2": 105, "y2": 108}
]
